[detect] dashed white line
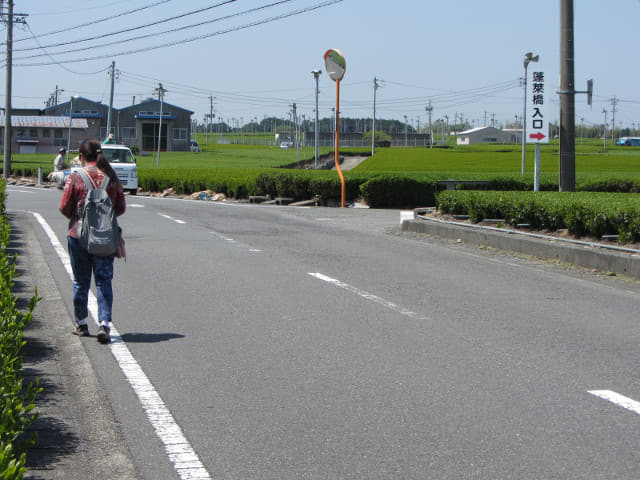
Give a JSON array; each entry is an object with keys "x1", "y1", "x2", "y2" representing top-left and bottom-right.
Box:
[
  {"x1": 589, "y1": 390, "x2": 640, "y2": 416},
  {"x1": 32, "y1": 212, "x2": 212, "y2": 480},
  {"x1": 308, "y1": 272, "x2": 428, "y2": 320},
  {"x1": 159, "y1": 213, "x2": 187, "y2": 224}
]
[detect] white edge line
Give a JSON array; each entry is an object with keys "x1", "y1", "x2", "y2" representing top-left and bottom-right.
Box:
[
  {"x1": 308, "y1": 272, "x2": 427, "y2": 320},
  {"x1": 588, "y1": 390, "x2": 640, "y2": 415},
  {"x1": 31, "y1": 212, "x2": 212, "y2": 480}
]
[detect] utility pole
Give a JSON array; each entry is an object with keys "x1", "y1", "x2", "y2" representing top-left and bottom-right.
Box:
[
  {"x1": 559, "y1": 0, "x2": 576, "y2": 191},
  {"x1": 204, "y1": 96, "x2": 215, "y2": 145},
  {"x1": 2, "y1": 1, "x2": 27, "y2": 180},
  {"x1": 53, "y1": 85, "x2": 64, "y2": 106},
  {"x1": 425, "y1": 100, "x2": 433, "y2": 148},
  {"x1": 106, "y1": 61, "x2": 116, "y2": 141},
  {"x1": 371, "y1": 77, "x2": 380, "y2": 156},
  {"x1": 312, "y1": 70, "x2": 321, "y2": 168},
  {"x1": 610, "y1": 96, "x2": 618, "y2": 144},
  {"x1": 602, "y1": 108, "x2": 608, "y2": 150},
  {"x1": 154, "y1": 83, "x2": 167, "y2": 166}
]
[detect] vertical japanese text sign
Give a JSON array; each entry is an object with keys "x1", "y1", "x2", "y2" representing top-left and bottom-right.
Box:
[{"x1": 527, "y1": 69, "x2": 548, "y2": 143}]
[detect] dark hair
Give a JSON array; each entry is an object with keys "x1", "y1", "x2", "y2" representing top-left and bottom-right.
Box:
[{"x1": 79, "y1": 138, "x2": 119, "y2": 183}]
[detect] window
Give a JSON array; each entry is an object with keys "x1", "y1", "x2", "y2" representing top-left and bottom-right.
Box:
[
  {"x1": 16, "y1": 129, "x2": 25, "y2": 137},
  {"x1": 173, "y1": 128, "x2": 187, "y2": 141},
  {"x1": 121, "y1": 127, "x2": 136, "y2": 139},
  {"x1": 42, "y1": 129, "x2": 50, "y2": 137},
  {"x1": 54, "y1": 129, "x2": 63, "y2": 138},
  {"x1": 29, "y1": 128, "x2": 38, "y2": 137}
]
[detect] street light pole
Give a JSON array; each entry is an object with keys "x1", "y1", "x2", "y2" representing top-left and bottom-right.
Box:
[
  {"x1": 521, "y1": 52, "x2": 539, "y2": 175},
  {"x1": 312, "y1": 69, "x2": 321, "y2": 169}
]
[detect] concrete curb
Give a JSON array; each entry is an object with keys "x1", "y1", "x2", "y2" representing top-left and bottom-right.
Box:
[{"x1": 402, "y1": 216, "x2": 640, "y2": 279}]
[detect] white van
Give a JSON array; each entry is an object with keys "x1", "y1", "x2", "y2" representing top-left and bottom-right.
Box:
[{"x1": 52, "y1": 144, "x2": 138, "y2": 195}]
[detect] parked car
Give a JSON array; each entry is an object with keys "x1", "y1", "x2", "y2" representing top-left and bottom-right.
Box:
[
  {"x1": 190, "y1": 140, "x2": 200, "y2": 152},
  {"x1": 280, "y1": 141, "x2": 293, "y2": 149},
  {"x1": 616, "y1": 137, "x2": 640, "y2": 146},
  {"x1": 52, "y1": 144, "x2": 138, "y2": 195}
]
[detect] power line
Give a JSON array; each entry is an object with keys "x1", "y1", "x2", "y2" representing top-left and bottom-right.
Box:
[
  {"x1": 8, "y1": 0, "x2": 174, "y2": 45},
  {"x1": 13, "y1": 0, "x2": 238, "y2": 53},
  {"x1": 10, "y1": 0, "x2": 342, "y2": 66}
]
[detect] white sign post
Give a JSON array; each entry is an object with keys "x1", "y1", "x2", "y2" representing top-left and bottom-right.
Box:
[{"x1": 527, "y1": 67, "x2": 547, "y2": 191}]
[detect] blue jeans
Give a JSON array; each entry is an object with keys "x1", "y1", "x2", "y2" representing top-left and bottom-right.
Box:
[{"x1": 67, "y1": 236, "x2": 115, "y2": 325}]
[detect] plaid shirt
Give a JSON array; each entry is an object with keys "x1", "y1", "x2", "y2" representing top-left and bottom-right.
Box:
[{"x1": 59, "y1": 163, "x2": 126, "y2": 239}]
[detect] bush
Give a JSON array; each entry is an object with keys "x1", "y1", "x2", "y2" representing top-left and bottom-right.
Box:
[
  {"x1": 360, "y1": 175, "x2": 437, "y2": 208},
  {"x1": 0, "y1": 179, "x2": 41, "y2": 480},
  {"x1": 437, "y1": 190, "x2": 640, "y2": 243}
]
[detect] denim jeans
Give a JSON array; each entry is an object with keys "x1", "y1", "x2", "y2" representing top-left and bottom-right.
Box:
[{"x1": 67, "y1": 236, "x2": 115, "y2": 325}]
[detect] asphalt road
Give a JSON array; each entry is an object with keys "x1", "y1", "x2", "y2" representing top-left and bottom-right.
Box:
[{"x1": 8, "y1": 185, "x2": 640, "y2": 480}]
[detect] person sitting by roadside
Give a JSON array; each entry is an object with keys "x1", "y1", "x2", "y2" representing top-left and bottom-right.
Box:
[{"x1": 54, "y1": 148, "x2": 69, "y2": 171}]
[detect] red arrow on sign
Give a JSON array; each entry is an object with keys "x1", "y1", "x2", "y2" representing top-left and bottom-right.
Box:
[{"x1": 529, "y1": 132, "x2": 546, "y2": 141}]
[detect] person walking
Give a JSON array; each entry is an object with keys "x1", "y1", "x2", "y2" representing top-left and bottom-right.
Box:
[{"x1": 59, "y1": 138, "x2": 126, "y2": 344}]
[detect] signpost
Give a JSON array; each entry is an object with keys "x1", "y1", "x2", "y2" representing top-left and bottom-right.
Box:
[
  {"x1": 526, "y1": 67, "x2": 548, "y2": 191},
  {"x1": 324, "y1": 48, "x2": 346, "y2": 207}
]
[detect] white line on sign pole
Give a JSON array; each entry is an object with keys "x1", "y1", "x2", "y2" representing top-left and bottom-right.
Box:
[
  {"x1": 32, "y1": 212, "x2": 213, "y2": 480},
  {"x1": 588, "y1": 390, "x2": 640, "y2": 416}
]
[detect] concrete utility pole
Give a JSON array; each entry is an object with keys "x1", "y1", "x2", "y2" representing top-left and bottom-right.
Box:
[
  {"x1": 559, "y1": 0, "x2": 576, "y2": 191},
  {"x1": 155, "y1": 83, "x2": 167, "y2": 166},
  {"x1": 53, "y1": 85, "x2": 64, "y2": 106},
  {"x1": 610, "y1": 97, "x2": 618, "y2": 144},
  {"x1": 106, "y1": 61, "x2": 116, "y2": 141},
  {"x1": 2, "y1": 1, "x2": 27, "y2": 179},
  {"x1": 425, "y1": 100, "x2": 433, "y2": 148},
  {"x1": 371, "y1": 77, "x2": 380, "y2": 156},
  {"x1": 204, "y1": 96, "x2": 215, "y2": 145},
  {"x1": 312, "y1": 70, "x2": 321, "y2": 168}
]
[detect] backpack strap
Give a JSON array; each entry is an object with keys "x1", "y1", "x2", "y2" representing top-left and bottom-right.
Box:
[
  {"x1": 77, "y1": 168, "x2": 110, "y2": 191},
  {"x1": 76, "y1": 168, "x2": 96, "y2": 191}
]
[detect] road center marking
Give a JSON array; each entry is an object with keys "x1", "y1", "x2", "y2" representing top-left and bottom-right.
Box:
[
  {"x1": 308, "y1": 272, "x2": 428, "y2": 320},
  {"x1": 159, "y1": 213, "x2": 186, "y2": 224},
  {"x1": 589, "y1": 390, "x2": 640, "y2": 416},
  {"x1": 32, "y1": 212, "x2": 212, "y2": 480}
]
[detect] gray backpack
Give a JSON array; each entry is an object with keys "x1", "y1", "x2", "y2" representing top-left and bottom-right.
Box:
[{"x1": 76, "y1": 168, "x2": 121, "y2": 256}]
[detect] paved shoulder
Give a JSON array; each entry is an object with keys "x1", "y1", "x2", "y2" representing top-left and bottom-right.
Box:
[{"x1": 11, "y1": 211, "x2": 139, "y2": 480}]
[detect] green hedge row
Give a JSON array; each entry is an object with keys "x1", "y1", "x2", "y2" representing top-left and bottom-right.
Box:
[
  {"x1": 137, "y1": 168, "x2": 640, "y2": 208},
  {"x1": 0, "y1": 180, "x2": 41, "y2": 480},
  {"x1": 437, "y1": 190, "x2": 640, "y2": 243}
]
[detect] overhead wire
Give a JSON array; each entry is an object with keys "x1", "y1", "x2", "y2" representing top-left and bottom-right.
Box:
[
  {"x1": 10, "y1": 0, "x2": 343, "y2": 67},
  {"x1": 8, "y1": 0, "x2": 175, "y2": 45},
  {"x1": 12, "y1": 0, "x2": 239, "y2": 53}
]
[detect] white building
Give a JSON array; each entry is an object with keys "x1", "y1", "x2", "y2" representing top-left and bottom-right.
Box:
[{"x1": 456, "y1": 126, "x2": 522, "y2": 145}]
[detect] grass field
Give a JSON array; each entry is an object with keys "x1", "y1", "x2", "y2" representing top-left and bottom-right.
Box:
[{"x1": 4, "y1": 139, "x2": 640, "y2": 181}]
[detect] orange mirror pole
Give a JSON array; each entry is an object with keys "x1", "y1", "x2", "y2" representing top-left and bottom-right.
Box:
[{"x1": 334, "y1": 79, "x2": 345, "y2": 207}]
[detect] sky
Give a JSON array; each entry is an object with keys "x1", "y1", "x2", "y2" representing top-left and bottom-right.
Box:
[{"x1": 2, "y1": 0, "x2": 639, "y2": 132}]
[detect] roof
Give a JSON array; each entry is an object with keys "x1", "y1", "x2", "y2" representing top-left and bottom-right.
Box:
[
  {"x1": 457, "y1": 126, "x2": 504, "y2": 135},
  {"x1": 0, "y1": 114, "x2": 88, "y2": 128}
]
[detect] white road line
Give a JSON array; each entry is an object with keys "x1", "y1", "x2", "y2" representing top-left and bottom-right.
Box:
[
  {"x1": 589, "y1": 390, "x2": 640, "y2": 416},
  {"x1": 209, "y1": 231, "x2": 262, "y2": 253},
  {"x1": 159, "y1": 213, "x2": 187, "y2": 224},
  {"x1": 32, "y1": 212, "x2": 212, "y2": 480},
  {"x1": 308, "y1": 272, "x2": 428, "y2": 320}
]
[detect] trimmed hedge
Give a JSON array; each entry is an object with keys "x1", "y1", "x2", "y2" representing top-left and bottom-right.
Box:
[
  {"x1": 437, "y1": 190, "x2": 640, "y2": 243},
  {"x1": 0, "y1": 180, "x2": 41, "y2": 480}
]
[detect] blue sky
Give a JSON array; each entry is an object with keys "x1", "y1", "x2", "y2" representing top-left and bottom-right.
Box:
[{"x1": 4, "y1": 0, "x2": 639, "y2": 131}]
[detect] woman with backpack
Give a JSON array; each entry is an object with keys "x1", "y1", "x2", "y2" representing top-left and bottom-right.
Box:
[{"x1": 59, "y1": 138, "x2": 126, "y2": 344}]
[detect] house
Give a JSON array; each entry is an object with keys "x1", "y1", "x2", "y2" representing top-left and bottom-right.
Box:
[
  {"x1": 44, "y1": 97, "x2": 109, "y2": 141},
  {"x1": 45, "y1": 97, "x2": 194, "y2": 152},
  {"x1": 456, "y1": 126, "x2": 522, "y2": 145},
  {"x1": 118, "y1": 99, "x2": 193, "y2": 152},
  {"x1": 0, "y1": 113, "x2": 88, "y2": 154}
]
